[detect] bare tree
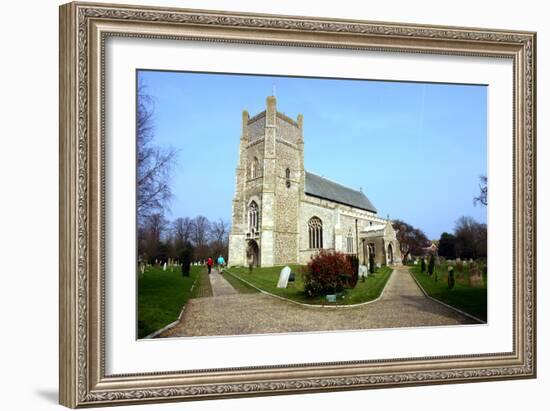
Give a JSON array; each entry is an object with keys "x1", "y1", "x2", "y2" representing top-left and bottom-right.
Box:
[
  {"x1": 392, "y1": 219, "x2": 430, "y2": 261},
  {"x1": 140, "y1": 213, "x2": 169, "y2": 263},
  {"x1": 210, "y1": 219, "x2": 230, "y2": 259},
  {"x1": 211, "y1": 218, "x2": 230, "y2": 244},
  {"x1": 172, "y1": 217, "x2": 194, "y2": 245},
  {"x1": 190, "y1": 216, "x2": 211, "y2": 261},
  {"x1": 454, "y1": 216, "x2": 487, "y2": 259},
  {"x1": 191, "y1": 216, "x2": 211, "y2": 248},
  {"x1": 137, "y1": 80, "x2": 177, "y2": 224},
  {"x1": 473, "y1": 175, "x2": 488, "y2": 206}
]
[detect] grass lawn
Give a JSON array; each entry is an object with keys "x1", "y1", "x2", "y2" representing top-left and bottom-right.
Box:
[
  {"x1": 225, "y1": 265, "x2": 393, "y2": 305},
  {"x1": 138, "y1": 264, "x2": 201, "y2": 339},
  {"x1": 410, "y1": 263, "x2": 487, "y2": 322},
  {"x1": 222, "y1": 272, "x2": 259, "y2": 294},
  {"x1": 191, "y1": 267, "x2": 213, "y2": 298}
]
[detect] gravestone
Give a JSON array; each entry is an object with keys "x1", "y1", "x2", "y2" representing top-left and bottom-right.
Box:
[
  {"x1": 163, "y1": 262, "x2": 167, "y2": 271},
  {"x1": 358, "y1": 265, "x2": 368, "y2": 280},
  {"x1": 469, "y1": 274, "x2": 484, "y2": 287},
  {"x1": 468, "y1": 262, "x2": 484, "y2": 287},
  {"x1": 277, "y1": 266, "x2": 292, "y2": 288}
]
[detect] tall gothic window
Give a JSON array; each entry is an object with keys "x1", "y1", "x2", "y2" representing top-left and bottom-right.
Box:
[
  {"x1": 285, "y1": 168, "x2": 291, "y2": 188},
  {"x1": 248, "y1": 201, "x2": 259, "y2": 234},
  {"x1": 346, "y1": 228, "x2": 354, "y2": 253},
  {"x1": 251, "y1": 157, "x2": 260, "y2": 178},
  {"x1": 308, "y1": 217, "x2": 323, "y2": 249}
]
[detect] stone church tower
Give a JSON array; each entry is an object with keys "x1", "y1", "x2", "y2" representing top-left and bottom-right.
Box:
[
  {"x1": 228, "y1": 96, "x2": 401, "y2": 268},
  {"x1": 228, "y1": 96, "x2": 304, "y2": 267}
]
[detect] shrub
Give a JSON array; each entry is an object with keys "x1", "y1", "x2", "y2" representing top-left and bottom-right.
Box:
[
  {"x1": 428, "y1": 254, "x2": 435, "y2": 276},
  {"x1": 346, "y1": 254, "x2": 359, "y2": 289},
  {"x1": 303, "y1": 251, "x2": 355, "y2": 297},
  {"x1": 447, "y1": 267, "x2": 455, "y2": 289},
  {"x1": 369, "y1": 252, "x2": 376, "y2": 274},
  {"x1": 180, "y1": 242, "x2": 193, "y2": 277}
]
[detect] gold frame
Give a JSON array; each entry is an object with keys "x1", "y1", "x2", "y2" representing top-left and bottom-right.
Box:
[{"x1": 59, "y1": 1, "x2": 537, "y2": 408}]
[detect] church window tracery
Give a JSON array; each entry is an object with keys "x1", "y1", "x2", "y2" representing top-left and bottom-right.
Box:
[
  {"x1": 346, "y1": 228, "x2": 354, "y2": 253},
  {"x1": 308, "y1": 217, "x2": 323, "y2": 249}
]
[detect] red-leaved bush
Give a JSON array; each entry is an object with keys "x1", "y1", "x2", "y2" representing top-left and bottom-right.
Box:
[{"x1": 302, "y1": 251, "x2": 355, "y2": 297}]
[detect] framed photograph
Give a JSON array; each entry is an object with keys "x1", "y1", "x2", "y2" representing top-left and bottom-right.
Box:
[{"x1": 59, "y1": 1, "x2": 536, "y2": 407}]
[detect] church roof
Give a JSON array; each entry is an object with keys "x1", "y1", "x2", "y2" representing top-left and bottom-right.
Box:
[{"x1": 305, "y1": 171, "x2": 377, "y2": 213}]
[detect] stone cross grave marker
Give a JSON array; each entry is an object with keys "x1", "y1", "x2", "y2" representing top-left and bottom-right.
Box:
[{"x1": 277, "y1": 266, "x2": 292, "y2": 288}]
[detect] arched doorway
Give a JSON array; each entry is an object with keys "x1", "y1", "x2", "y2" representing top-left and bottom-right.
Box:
[
  {"x1": 387, "y1": 243, "x2": 394, "y2": 265},
  {"x1": 247, "y1": 240, "x2": 260, "y2": 267}
]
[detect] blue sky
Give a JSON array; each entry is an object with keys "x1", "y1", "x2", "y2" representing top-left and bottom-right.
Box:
[{"x1": 138, "y1": 70, "x2": 487, "y2": 239}]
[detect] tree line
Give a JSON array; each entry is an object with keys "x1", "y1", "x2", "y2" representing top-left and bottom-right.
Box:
[
  {"x1": 393, "y1": 215, "x2": 487, "y2": 261},
  {"x1": 136, "y1": 83, "x2": 230, "y2": 266},
  {"x1": 138, "y1": 214, "x2": 230, "y2": 265},
  {"x1": 438, "y1": 216, "x2": 487, "y2": 260}
]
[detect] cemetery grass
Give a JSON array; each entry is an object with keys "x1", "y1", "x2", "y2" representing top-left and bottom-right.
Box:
[
  {"x1": 225, "y1": 265, "x2": 393, "y2": 305},
  {"x1": 222, "y1": 272, "x2": 259, "y2": 294},
  {"x1": 138, "y1": 265, "x2": 201, "y2": 338},
  {"x1": 192, "y1": 267, "x2": 214, "y2": 298},
  {"x1": 410, "y1": 264, "x2": 487, "y2": 322}
]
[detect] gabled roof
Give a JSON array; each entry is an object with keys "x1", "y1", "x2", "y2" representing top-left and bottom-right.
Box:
[{"x1": 305, "y1": 171, "x2": 377, "y2": 213}]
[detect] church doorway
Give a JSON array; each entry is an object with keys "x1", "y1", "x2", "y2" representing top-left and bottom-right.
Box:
[
  {"x1": 387, "y1": 243, "x2": 394, "y2": 265},
  {"x1": 247, "y1": 240, "x2": 260, "y2": 267}
]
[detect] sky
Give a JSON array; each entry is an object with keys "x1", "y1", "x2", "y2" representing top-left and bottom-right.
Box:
[{"x1": 137, "y1": 70, "x2": 487, "y2": 239}]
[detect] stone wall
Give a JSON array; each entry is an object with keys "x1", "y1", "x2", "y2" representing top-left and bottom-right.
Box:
[
  {"x1": 247, "y1": 113, "x2": 265, "y2": 142},
  {"x1": 298, "y1": 200, "x2": 336, "y2": 264},
  {"x1": 272, "y1": 113, "x2": 302, "y2": 265},
  {"x1": 297, "y1": 196, "x2": 390, "y2": 265},
  {"x1": 276, "y1": 114, "x2": 300, "y2": 144}
]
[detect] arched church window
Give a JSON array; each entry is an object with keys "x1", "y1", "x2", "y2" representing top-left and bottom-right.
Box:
[
  {"x1": 346, "y1": 228, "x2": 354, "y2": 253},
  {"x1": 251, "y1": 157, "x2": 260, "y2": 178},
  {"x1": 308, "y1": 217, "x2": 323, "y2": 249},
  {"x1": 285, "y1": 168, "x2": 291, "y2": 188},
  {"x1": 248, "y1": 201, "x2": 259, "y2": 234}
]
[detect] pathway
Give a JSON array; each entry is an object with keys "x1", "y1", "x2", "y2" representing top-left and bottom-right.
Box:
[
  {"x1": 209, "y1": 270, "x2": 238, "y2": 297},
  {"x1": 160, "y1": 266, "x2": 478, "y2": 338}
]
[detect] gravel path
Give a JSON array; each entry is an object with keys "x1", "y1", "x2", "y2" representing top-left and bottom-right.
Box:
[{"x1": 160, "y1": 267, "x2": 478, "y2": 338}]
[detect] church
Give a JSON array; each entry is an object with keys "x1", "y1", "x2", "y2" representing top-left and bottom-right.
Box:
[{"x1": 228, "y1": 96, "x2": 401, "y2": 268}]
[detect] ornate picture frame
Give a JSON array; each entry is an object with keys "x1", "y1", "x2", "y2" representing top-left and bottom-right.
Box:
[{"x1": 59, "y1": 1, "x2": 536, "y2": 407}]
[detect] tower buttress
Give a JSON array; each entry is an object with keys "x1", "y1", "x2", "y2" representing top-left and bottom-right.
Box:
[
  {"x1": 227, "y1": 110, "x2": 249, "y2": 266},
  {"x1": 260, "y1": 96, "x2": 277, "y2": 267}
]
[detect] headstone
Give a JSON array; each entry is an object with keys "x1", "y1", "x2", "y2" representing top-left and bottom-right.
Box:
[
  {"x1": 326, "y1": 294, "x2": 337, "y2": 303},
  {"x1": 277, "y1": 266, "x2": 292, "y2": 288},
  {"x1": 140, "y1": 263, "x2": 145, "y2": 274},
  {"x1": 358, "y1": 265, "x2": 368, "y2": 279},
  {"x1": 469, "y1": 274, "x2": 484, "y2": 287},
  {"x1": 468, "y1": 262, "x2": 484, "y2": 287},
  {"x1": 163, "y1": 262, "x2": 167, "y2": 271}
]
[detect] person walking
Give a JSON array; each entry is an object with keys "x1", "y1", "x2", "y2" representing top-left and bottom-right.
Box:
[
  {"x1": 217, "y1": 255, "x2": 226, "y2": 274},
  {"x1": 206, "y1": 257, "x2": 213, "y2": 274}
]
